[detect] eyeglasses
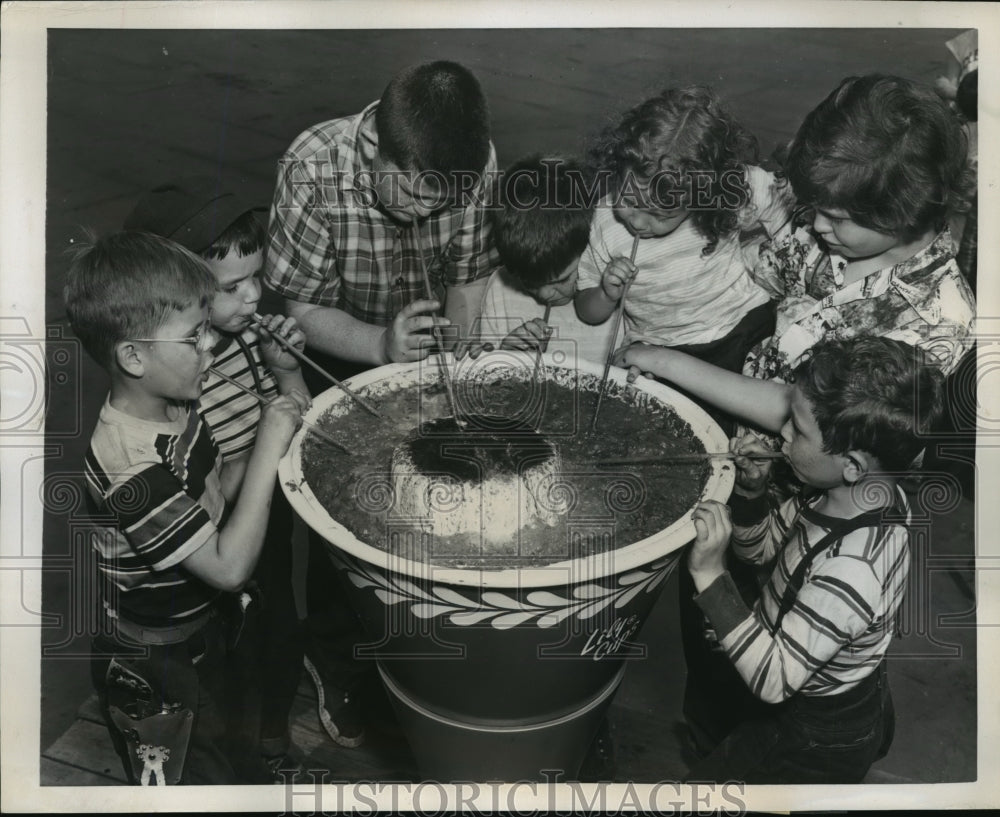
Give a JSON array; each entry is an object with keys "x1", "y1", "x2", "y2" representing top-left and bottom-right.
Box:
[{"x1": 130, "y1": 322, "x2": 217, "y2": 353}]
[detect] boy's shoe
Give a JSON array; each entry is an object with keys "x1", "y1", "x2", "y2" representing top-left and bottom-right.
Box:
[{"x1": 302, "y1": 655, "x2": 365, "y2": 748}]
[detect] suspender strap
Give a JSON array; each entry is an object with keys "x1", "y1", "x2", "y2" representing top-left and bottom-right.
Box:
[
  {"x1": 235, "y1": 333, "x2": 266, "y2": 395},
  {"x1": 770, "y1": 494, "x2": 906, "y2": 633}
]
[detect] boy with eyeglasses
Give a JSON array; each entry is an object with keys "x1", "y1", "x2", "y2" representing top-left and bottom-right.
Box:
[
  {"x1": 124, "y1": 178, "x2": 316, "y2": 778},
  {"x1": 64, "y1": 231, "x2": 306, "y2": 784}
]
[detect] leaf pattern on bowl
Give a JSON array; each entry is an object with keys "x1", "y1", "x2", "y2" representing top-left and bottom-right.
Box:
[{"x1": 338, "y1": 553, "x2": 681, "y2": 630}]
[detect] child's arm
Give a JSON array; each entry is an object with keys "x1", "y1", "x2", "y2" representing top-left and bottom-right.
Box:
[
  {"x1": 256, "y1": 314, "x2": 310, "y2": 398},
  {"x1": 181, "y1": 394, "x2": 302, "y2": 591},
  {"x1": 219, "y1": 455, "x2": 249, "y2": 504},
  {"x1": 616, "y1": 343, "x2": 792, "y2": 434},
  {"x1": 687, "y1": 500, "x2": 734, "y2": 590},
  {"x1": 575, "y1": 255, "x2": 636, "y2": 325},
  {"x1": 692, "y1": 516, "x2": 907, "y2": 704}
]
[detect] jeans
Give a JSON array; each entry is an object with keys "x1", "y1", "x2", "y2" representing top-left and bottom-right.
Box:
[{"x1": 685, "y1": 662, "x2": 895, "y2": 784}]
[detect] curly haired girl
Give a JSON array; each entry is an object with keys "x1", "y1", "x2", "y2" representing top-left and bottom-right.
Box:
[{"x1": 575, "y1": 86, "x2": 794, "y2": 374}]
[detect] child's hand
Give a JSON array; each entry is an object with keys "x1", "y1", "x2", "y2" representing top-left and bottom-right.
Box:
[
  {"x1": 613, "y1": 342, "x2": 663, "y2": 383},
  {"x1": 600, "y1": 256, "x2": 638, "y2": 302},
  {"x1": 257, "y1": 314, "x2": 306, "y2": 373},
  {"x1": 688, "y1": 501, "x2": 732, "y2": 590},
  {"x1": 284, "y1": 387, "x2": 312, "y2": 416},
  {"x1": 454, "y1": 338, "x2": 495, "y2": 361},
  {"x1": 501, "y1": 318, "x2": 553, "y2": 353},
  {"x1": 730, "y1": 433, "x2": 775, "y2": 497},
  {"x1": 382, "y1": 300, "x2": 450, "y2": 363},
  {"x1": 255, "y1": 394, "x2": 305, "y2": 459}
]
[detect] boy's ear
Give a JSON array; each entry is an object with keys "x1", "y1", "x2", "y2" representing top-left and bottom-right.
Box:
[
  {"x1": 841, "y1": 450, "x2": 876, "y2": 485},
  {"x1": 358, "y1": 116, "x2": 379, "y2": 162},
  {"x1": 114, "y1": 340, "x2": 145, "y2": 378}
]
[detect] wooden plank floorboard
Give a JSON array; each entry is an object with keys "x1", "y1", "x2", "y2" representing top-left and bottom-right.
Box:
[
  {"x1": 41, "y1": 720, "x2": 129, "y2": 785},
  {"x1": 40, "y1": 756, "x2": 125, "y2": 787}
]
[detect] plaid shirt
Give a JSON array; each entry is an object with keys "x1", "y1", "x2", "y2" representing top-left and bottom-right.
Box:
[{"x1": 265, "y1": 101, "x2": 500, "y2": 327}]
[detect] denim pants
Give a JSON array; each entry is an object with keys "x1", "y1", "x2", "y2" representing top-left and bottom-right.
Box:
[{"x1": 685, "y1": 662, "x2": 895, "y2": 784}]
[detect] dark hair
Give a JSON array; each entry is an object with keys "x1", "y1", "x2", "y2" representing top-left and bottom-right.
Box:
[
  {"x1": 375, "y1": 61, "x2": 491, "y2": 176},
  {"x1": 492, "y1": 156, "x2": 595, "y2": 290},
  {"x1": 956, "y1": 69, "x2": 978, "y2": 123},
  {"x1": 201, "y1": 209, "x2": 266, "y2": 261},
  {"x1": 64, "y1": 231, "x2": 216, "y2": 370},
  {"x1": 783, "y1": 74, "x2": 974, "y2": 241},
  {"x1": 791, "y1": 336, "x2": 945, "y2": 472},
  {"x1": 589, "y1": 86, "x2": 759, "y2": 255}
]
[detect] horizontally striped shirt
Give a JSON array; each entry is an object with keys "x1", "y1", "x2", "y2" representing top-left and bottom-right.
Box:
[
  {"x1": 199, "y1": 330, "x2": 278, "y2": 462},
  {"x1": 83, "y1": 400, "x2": 224, "y2": 627},
  {"x1": 264, "y1": 101, "x2": 500, "y2": 325},
  {"x1": 576, "y1": 166, "x2": 791, "y2": 347},
  {"x1": 695, "y1": 488, "x2": 910, "y2": 703}
]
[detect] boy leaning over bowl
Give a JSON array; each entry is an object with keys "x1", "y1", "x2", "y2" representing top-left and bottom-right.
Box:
[
  {"x1": 64, "y1": 231, "x2": 305, "y2": 784},
  {"x1": 682, "y1": 336, "x2": 944, "y2": 784},
  {"x1": 460, "y1": 154, "x2": 622, "y2": 365}
]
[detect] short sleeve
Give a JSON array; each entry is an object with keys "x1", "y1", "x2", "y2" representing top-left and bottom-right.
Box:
[
  {"x1": 264, "y1": 153, "x2": 343, "y2": 306},
  {"x1": 443, "y1": 144, "x2": 502, "y2": 287},
  {"x1": 739, "y1": 166, "x2": 796, "y2": 238},
  {"x1": 109, "y1": 465, "x2": 217, "y2": 572},
  {"x1": 577, "y1": 204, "x2": 615, "y2": 291}
]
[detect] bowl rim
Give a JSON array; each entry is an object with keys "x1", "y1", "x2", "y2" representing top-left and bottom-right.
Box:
[{"x1": 278, "y1": 351, "x2": 734, "y2": 588}]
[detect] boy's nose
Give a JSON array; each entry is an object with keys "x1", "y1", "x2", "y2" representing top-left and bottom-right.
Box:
[
  {"x1": 812, "y1": 211, "x2": 831, "y2": 233},
  {"x1": 245, "y1": 276, "x2": 261, "y2": 303}
]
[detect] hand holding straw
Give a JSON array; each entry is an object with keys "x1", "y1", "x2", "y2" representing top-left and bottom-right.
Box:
[
  {"x1": 252, "y1": 313, "x2": 382, "y2": 418},
  {"x1": 591, "y1": 235, "x2": 641, "y2": 430},
  {"x1": 208, "y1": 366, "x2": 354, "y2": 455},
  {"x1": 415, "y1": 227, "x2": 463, "y2": 425}
]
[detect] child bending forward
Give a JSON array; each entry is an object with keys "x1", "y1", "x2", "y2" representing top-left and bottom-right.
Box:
[
  {"x1": 576, "y1": 86, "x2": 793, "y2": 374},
  {"x1": 684, "y1": 336, "x2": 944, "y2": 784}
]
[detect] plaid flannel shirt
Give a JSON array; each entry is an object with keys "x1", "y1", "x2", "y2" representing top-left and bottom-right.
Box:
[{"x1": 265, "y1": 101, "x2": 500, "y2": 327}]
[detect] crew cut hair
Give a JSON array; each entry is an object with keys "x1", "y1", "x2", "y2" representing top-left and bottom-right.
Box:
[{"x1": 375, "y1": 61, "x2": 491, "y2": 176}]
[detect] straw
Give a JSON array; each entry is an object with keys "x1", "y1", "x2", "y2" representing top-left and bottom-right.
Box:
[
  {"x1": 252, "y1": 313, "x2": 382, "y2": 418},
  {"x1": 533, "y1": 303, "x2": 553, "y2": 380},
  {"x1": 591, "y1": 235, "x2": 641, "y2": 430},
  {"x1": 596, "y1": 451, "x2": 786, "y2": 467},
  {"x1": 415, "y1": 226, "x2": 463, "y2": 427},
  {"x1": 207, "y1": 366, "x2": 354, "y2": 455}
]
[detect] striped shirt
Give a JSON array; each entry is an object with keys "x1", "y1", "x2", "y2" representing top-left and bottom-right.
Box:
[
  {"x1": 83, "y1": 399, "x2": 225, "y2": 627},
  {"x1": 695, "y1": 488, "x2": 910, "y2": 703},
  {"x1": 264, "y1": 101, "x2": 500, "y2": 326},
  {"x1": 577, "y1": 166, "x2": 791, "y2": 347},
  {"x1": 199, "y1": 330, "x2": 278, "y2": 462}
]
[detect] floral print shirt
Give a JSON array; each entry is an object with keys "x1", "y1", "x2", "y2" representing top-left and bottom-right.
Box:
[{"x1": 743, "y1": 224, "x2": 976, "y2": 382}]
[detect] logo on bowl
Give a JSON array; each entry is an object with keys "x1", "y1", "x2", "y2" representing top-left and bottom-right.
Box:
[{"x1": 580, "y1": 614, "x2": 641, "y2": 660}]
